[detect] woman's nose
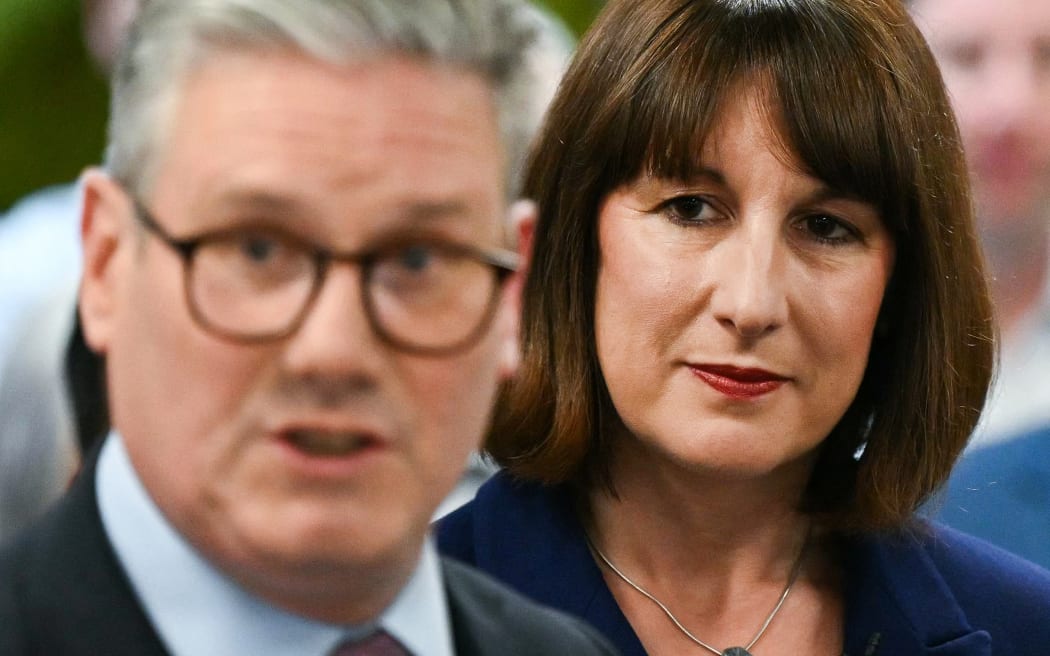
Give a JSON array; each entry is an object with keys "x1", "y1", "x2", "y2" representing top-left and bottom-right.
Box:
[{"x1": 708, "y1": 228, "x2": 788, "y2": 340}]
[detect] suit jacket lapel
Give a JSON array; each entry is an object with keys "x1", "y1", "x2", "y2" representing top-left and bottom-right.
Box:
[
  {"x1": 443, "y1": 558, "x2": 489, "y2": 656},
  {"x1": 15, "y1": 445, "x2": 171, "y2": 655}
]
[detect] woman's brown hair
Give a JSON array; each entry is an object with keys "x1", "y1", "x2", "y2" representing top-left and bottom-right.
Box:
[{"x1": 488, "y1": 0, "x2": 995, "y2": 532}]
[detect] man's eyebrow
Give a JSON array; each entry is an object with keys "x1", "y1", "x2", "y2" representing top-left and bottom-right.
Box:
[
  {"x1": 398, "y1": 200, "x2": 474, "y2": 223},
  {"x1": 209, "y1": 190, "x2": 306, "y2": 217},
  {"x1": 367, "y1": 200, "x2": 483, "y2": 239},
  {"x1": 203, "y1": 191, "x2": 484, "y2": 239},
  {"x1": 210, "y1": 191, "x2": 473, "y2": 220}
]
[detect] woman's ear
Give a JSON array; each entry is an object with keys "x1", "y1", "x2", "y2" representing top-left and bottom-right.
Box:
[{"x1": 78, "y1": 169, "x2": 133, "y2": 355}]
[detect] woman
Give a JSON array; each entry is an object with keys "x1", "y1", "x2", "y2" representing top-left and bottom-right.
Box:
[{"x1": 437, "y1": 0, "x2": 1050, "y2": 654}]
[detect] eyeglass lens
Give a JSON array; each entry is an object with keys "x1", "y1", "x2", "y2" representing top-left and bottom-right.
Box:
[{"x1": 187, "y1": 232, "x2": 501, "y2": 350}]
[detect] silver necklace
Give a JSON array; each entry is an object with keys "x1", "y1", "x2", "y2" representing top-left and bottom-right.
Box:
[{"x1": 586, "y1": 533, "x2": 808, "y2": 656}]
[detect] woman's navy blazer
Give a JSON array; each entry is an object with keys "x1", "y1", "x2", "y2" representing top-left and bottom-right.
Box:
[{"x1": 437, "y1": 471, "x2": 1050, "y2": 656}]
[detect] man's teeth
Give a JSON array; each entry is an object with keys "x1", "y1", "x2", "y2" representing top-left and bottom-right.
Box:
[{"x1": 288, "y1": 431, "x2": 369, "y2": 456}]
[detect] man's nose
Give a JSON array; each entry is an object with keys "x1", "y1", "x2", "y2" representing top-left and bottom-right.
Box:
[{"x1": 280, "y1": 263, "x2": 385, "y2": 381}]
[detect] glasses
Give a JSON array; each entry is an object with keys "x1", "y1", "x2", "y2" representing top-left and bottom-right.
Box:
[{"x1": 127, "y1": 195, "x2": 520, "y2": 355}]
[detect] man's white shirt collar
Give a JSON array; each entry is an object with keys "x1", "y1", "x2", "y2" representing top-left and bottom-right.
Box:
[{"x1": 97, "y1": 432, "x2": 454, "y2": 656}]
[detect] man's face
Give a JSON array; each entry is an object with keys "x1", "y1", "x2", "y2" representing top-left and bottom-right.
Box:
[
  {"x1": 913, "y1": 0, "x2": 1050, "y2": 226},
  {"x1": 80, "y1": 52, "x2": 521, "y2": 620}
]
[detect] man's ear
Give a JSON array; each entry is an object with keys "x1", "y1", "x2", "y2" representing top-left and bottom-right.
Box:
[
  {"x1": 496, "y1": 199, "x2": 537, "y2": 380},
  {"x1": 78, "y1": 169, "x2": 132, "y2": 356}
]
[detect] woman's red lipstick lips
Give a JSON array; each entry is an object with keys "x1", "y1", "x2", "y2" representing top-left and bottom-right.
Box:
[{"x1": 689, "y1": 364, "x2": 788, "y2": 399}]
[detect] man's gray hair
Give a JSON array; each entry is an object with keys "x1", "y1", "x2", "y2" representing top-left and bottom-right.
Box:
[{"x1": 108, "y1": 0, "x2": 558, "y2": 198}]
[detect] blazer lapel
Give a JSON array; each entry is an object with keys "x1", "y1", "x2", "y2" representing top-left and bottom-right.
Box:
[
  {"x1": 11, "y1": 446, "x2": 171, "y2": 655},
  {"x1": 843, "y1": 529, "x2": 990, "y2": 656},
  {"x1": 466, "y1": 478, "x2": 647, "y2": 656}
]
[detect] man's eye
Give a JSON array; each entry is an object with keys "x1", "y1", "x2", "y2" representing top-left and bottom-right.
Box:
[
  {"x1": 239, "y1": 236, "x2": 281, "y2": 262},
  {"x1": 222, "y1": 233, "x2": 308, "y2": 280},
  {"x1": 396, "y1": 245, "x2": 435, "y2": 272}
]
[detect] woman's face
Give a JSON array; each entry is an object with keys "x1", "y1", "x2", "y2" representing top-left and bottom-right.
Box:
[{"x1": 594, "y1": 84, "x2": 895, "y2": 480}]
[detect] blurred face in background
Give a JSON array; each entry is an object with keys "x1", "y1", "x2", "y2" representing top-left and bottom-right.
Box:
[{"x1": 912, "y1": 0, "x2": 1050, "y2": 228}]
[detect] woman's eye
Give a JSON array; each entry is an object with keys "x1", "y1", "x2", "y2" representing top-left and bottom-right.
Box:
[
  {"x1": 661, "y1": 196, "x2": 716, "y2": 225},
  {"x1": 800, "y1": 214, "x2": 857, "y2": 244}
]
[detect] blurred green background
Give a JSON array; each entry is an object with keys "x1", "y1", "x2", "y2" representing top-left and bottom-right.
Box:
[
  {"x1": 0, "y1": 0, "x2": 111, "y2": 211},
  {"x1": 0, "y1": 0, "x2": 605, "y2": 212},
  {"x1": 536, "y1": 0, "x2": 604, "y2": 37}
]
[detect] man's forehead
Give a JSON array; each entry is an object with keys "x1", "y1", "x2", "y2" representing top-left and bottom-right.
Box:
[
  {"x1": 204, "y1": 187, "x2": 504, "y2": 234},
  {"x1": 165, "y1": 50, "x2": 502, "y2": 147},
  {"x1": 148, "y1": 50, "x2": 507, "y2": 238}
]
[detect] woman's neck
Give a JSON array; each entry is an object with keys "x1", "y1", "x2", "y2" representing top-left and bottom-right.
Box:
[
  {"x1": 582, "y1": 432, "x2": 843, "y2": 654},
  {"x1": 587, "y1": 432, "x2": 814, "y2": 583}
]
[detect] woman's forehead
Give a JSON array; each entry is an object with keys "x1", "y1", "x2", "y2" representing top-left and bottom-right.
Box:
[{"x1": 640, "y1": 75, "x2": 802, "y2": 178}]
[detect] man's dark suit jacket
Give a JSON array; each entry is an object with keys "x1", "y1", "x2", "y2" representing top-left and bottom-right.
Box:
[{"x1": 0, "y1": 458, "x2": 618, "y2": 656}]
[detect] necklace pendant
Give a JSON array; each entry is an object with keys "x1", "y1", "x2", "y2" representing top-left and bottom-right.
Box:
[{"x1": 722, "y1": 648, "x2": 753, "y2": 656}]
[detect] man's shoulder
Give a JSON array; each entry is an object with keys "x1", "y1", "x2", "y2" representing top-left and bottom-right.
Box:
[
  {"x1": 0, "y1": 475, "x2": 93, "y2": 598},
  {"x1": 0, "y1": 470, "x2": 169, "y2": 655},
  {"x1": 441, "y1": 556, "x2": 617, "y2": 656}
]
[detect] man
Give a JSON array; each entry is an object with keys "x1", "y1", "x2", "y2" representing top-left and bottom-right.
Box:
[{"x1": 0, "y1": 2, "x2": 617, "y2": 655}]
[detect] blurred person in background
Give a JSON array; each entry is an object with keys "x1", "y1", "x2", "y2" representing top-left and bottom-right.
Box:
[
  {"x1": 911, "y1": 0, "x2": 1050, "y2": 569},
  {"x1": 938, "y1": 422, "x2": 1050, "y2": 569},
  {"x1": 0, "y1": 0, "x2": 137, "y2": 546},
  {"x1": 0, "y1": 0, "x2": 136, "y2": 379},
  {"x1": 911, "y1": 0, "x2": 1050, "y2": 446}
]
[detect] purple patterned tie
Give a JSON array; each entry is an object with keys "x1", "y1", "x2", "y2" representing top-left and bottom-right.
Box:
[{"x1": 329, "y1": 630, "x2": 411, "y2": 656}]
